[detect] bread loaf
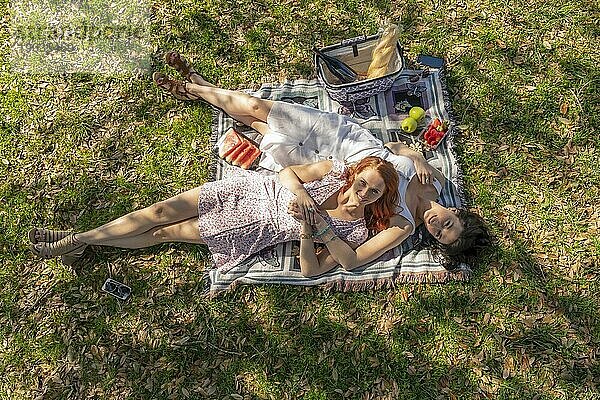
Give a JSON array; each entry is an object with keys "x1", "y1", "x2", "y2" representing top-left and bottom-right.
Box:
[{"x1": 366, "y1": 24, "x2": 400, "y2": 79}]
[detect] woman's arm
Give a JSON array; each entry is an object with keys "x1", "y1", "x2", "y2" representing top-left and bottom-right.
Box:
[
  {"x1": 297, "y1": 221, "x2": 335, "y2": 277},
  {"x1": 384, "y1": 141, "x2": 425, "y2": 161},
  {"x1": 290, "y1": 205, "x2": 412, "y2": 276},
  {"x1": 278, "y1": 159, "x2": 334, "y2": 189},
  {"x1": 310, "y1": 215, "x2": 412, "y2": 272},
  {"x1": 384, "y1": 141, "x2": 437, "y2": 184},
  {"x1": 289, "y1": 203, "x2": 342, "y2": 277},
  {"x1": 278, "y1": 160, "x2": 333, "y2": 224}
]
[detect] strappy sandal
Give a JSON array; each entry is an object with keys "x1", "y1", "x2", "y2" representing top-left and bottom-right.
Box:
[
  {"x1": 165, "y1": 51, "x2": 202, "y2": 82},
  {"x1": 153, "y1": 72, "x2": 200, "y2": 101},
  {"x1": 30, "y1": 233, "x2": 87, "y2": 259},
  {"x1": 28, "y1": 227, "x2": 71, "y2": 244}
]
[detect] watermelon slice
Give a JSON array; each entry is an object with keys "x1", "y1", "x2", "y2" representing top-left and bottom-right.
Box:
[
  {"x1": 240, "y1": 147, "x2": 261, "y2": 169},
  {"x1": 225, "y1": 140, "x2": 249, "y2": 163},
  {"x1": 218, "y1": 128, "x2": 243, "y2": 159},
  {"x1": 232, "y1": 143, "x2": 257, "y2": 167}
]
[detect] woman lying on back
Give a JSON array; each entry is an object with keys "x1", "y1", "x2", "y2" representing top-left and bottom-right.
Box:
[{"x1": 30, "y1": 156, "x2": 399, "y2": 277}]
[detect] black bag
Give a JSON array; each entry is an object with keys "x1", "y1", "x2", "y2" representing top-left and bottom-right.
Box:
[{"x1": 314, "y1": 34, "x2": 406, "y2": 103}]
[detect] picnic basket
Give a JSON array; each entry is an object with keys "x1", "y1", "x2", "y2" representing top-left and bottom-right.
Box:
[{"x1": 314, "y1": 32, "x2": 406, "y2": 103}]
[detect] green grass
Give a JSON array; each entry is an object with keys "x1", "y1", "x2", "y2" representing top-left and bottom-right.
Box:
[{"x1": 1, "y1": 0, "x2": 599, "y2": 399}]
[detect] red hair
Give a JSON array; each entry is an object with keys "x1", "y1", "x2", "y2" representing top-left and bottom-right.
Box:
[{"x1": 342, "y1": 156, "x2": 399, "y2": 232}]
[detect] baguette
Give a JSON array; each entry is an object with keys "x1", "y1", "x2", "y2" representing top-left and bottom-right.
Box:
[{"x1": 366, "y1": 24, "x2": 400, "y2": 79}]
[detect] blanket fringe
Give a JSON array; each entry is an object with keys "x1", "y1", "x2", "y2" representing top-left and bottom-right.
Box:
[
  {"x1": 321, "y1": 269, "x2": 471, "y2": 293},
  {"x1": 206, "y1": 268, "x2": 471, "y2": 297},
  {"x1": 438, "y1": 67, "x2": 470, "y2": 209}
]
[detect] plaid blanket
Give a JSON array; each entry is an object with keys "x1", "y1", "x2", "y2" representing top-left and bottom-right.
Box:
[{"x1": 207, "y1": 69, "x2": 470, "y2": 294}]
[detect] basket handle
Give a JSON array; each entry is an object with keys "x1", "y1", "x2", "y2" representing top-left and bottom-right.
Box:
[{"x1": 340, "y1": 35, "x2": 367, "y2": 46}]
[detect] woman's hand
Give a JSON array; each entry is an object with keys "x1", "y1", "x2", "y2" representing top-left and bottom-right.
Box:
[
  {"x1": 287, "y1": 200, "x2": 303, "y2": 221},
  {"x1": 413, "y1": 157, "x2": 435, "y2": 185},
  {"x1": 288, "y1": 198, "x2": 323, "y2": 225},
  {"x1": 278, "y1": 161, "x2": 333, "y2": 224},
  {"x1": 384, "y1": 140, "x2": 435, "y2": 185},
  {"x1": 292, "y1": 191, "x2": 319, "y2": 225}
]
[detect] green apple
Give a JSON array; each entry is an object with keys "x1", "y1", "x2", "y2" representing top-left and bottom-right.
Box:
[
  {"x1": 401, "y1": 117, "x2": 418, "y2": 133},
  {"x1": 409, "y1": 106, "x2": 426, "y2": 122}
]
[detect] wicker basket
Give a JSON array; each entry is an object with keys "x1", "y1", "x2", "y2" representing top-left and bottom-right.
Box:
[{"x1": 314, "y1": 34, "x2": 405, "y2": 103}]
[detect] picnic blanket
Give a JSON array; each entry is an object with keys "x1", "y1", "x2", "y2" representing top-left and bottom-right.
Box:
[{"x1": 206, "y1": 68, "x2": 470, "y2": 294}]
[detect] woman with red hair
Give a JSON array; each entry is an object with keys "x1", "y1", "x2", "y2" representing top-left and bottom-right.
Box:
[
  {"x1": 30, "y1": 155, "x2": 399, "y2": 276},
  {"x1": 343, "y1": 157, "x2": 400, "y2": 233}
]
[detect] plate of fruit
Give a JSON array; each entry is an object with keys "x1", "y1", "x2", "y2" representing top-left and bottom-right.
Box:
[
  {"x1": 217, "y1": 128, "x2": 262, "y2": 169},
  {"x1": 419, "y1": 118, "x2": 448, "y2": 150}
]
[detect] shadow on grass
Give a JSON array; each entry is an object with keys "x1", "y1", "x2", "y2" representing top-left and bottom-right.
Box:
[
  {"x1": 4, "y1": 1, "x2": 599, "y2": 398},
  {"x1": 19, "y1": 233, "x2": 597, "y2": 399}
]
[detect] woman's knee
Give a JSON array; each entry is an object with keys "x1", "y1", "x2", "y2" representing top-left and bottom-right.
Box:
[
  {"x1": 144, "y1": 189, "x2": 200, "y2": 225},
  {"x1": 147, "y1": 202, "x2": 172, "y2": 223},
  {"x1": 246, "y1": 96, "x2": 270, "y2": 118},
  {"x1": 151, "y1": 220, "x2": 202, "y2": 244}
]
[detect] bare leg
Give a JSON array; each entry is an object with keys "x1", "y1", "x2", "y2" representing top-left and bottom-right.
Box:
[
  {"x1": 185, "y1": 82, "x2": 273, "y2": 134},
  {"x1": 189, "y1": 74, "x2": 215, "y2": 87},
  {"x1": 154, "y1": 72, "x2": 272, "y2": 135},
  {"x1": 76, "y1": 187, "x2": 202, "y2": 245},
  {"x1": 98, "y1": 218, "x2": 204, "y2": 248}
]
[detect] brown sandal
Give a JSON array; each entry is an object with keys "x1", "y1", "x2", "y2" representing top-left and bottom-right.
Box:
[
  {"x1": 153, "y1": 72, "x2": 200, "y2": 101},
  {"x1": 165, "y1": 51, "x2": 199, "y2": 80},
  {"x1": 30, "y1": 233, "x2": 87, "y2": 259},
  {"x1": 28, "y1": 227, "x2": 71, "y2": 244}
]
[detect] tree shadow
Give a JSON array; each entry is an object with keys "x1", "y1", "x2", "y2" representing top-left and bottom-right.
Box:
[{"x1": 5, "y1": 1, "x2": 600, "y2": 398}]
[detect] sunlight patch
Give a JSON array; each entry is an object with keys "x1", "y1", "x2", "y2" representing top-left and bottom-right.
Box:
[{"x1": 8, "y1": 0, "x2": 152, "y2": 74}]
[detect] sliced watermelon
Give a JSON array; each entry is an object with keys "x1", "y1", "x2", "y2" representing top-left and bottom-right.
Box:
[
  {"x1": 232, "y1": 142, "x2": 256, "y2": 167},
  {"x1": 225, "y1": 140, "x2": 249, "y2": 163},
  {"x1": 240, "y1": 147, "x2": 261, "y2": 169},
  {"x1": 218, "y1": 128, "x2": 243, "y2": 159}
]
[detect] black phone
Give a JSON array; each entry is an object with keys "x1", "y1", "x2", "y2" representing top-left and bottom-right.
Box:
[
  {"x1": 416, "y1": 55, "x2": 445, "y2": 69},
  {"x1": 102, "y1": 278, "x2": 131, "y2": 300}
]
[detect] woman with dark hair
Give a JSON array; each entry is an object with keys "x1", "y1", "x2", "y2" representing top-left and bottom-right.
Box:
[
  {"x1": 30, "y1": 156, "x2": 400, "y2": 276},
  {"x1": 150, "y1": 51, "x2": 492, "y2": 269},
  {"x1": 414, "y1": 209, "x2": 491, "y2": 269}
]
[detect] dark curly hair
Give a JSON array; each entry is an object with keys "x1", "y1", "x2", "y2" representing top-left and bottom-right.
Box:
[{"x1": 415, "y1": 209, "x2": 492, "y2": 270}]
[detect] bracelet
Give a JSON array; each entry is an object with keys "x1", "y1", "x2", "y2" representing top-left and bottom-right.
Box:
[
  {"x1": 312, "y1": 225, "x2": 330, "y2": 238},
  {"x1": 300, "y1": 233, "x2": 312, "y2": 240}
]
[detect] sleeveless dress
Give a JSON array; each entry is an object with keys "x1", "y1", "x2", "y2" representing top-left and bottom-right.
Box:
[{"x1": 197, "y1": 159, "x2": 369, "y2": 272}]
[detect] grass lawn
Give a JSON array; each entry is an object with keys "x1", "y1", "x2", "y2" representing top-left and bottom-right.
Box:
[{"x1": 1, "y1": 0, "x2": 599, "y2": 399}]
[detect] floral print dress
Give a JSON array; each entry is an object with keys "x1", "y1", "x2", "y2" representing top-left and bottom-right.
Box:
[{"x1": 197, "y1": 159, "x2": 369, "y2": 272}]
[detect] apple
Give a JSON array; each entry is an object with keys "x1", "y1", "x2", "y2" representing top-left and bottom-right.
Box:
[
  {"x1": 401, "y1": 117, "x2": 418, "y2": 133},
  {"x1": 409, "y1": 106, "x2": 426, "y2": 122}
]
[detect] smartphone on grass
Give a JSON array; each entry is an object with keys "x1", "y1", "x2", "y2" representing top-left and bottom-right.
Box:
[{"x1": 102, "y1": 278, "x2": 131, "y2": 300}]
